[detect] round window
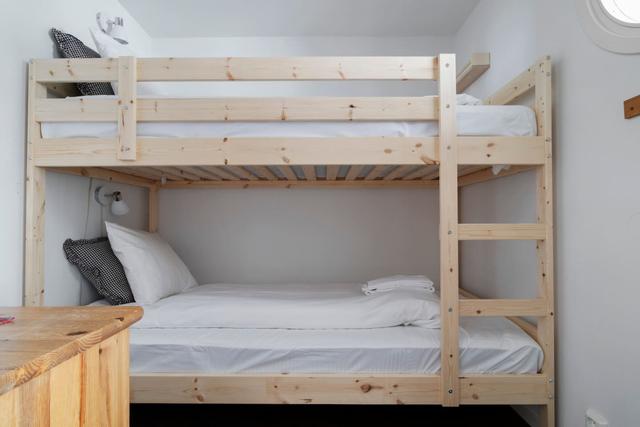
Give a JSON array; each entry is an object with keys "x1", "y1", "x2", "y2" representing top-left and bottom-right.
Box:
[
  {"x1": 577, "y1": 0, "x2": 640, "y2": 53},
  {"x1": 599, "y1": 0, "x2": 640, "y2": 25}
]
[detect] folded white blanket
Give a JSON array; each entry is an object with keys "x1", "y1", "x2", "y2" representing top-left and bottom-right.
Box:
[
  {"x1": 362, "y1": 275, "x2": 435, "y2": 295},
  {"x1": 133, "y1": 283, "x2": 440, "y2": 330}
]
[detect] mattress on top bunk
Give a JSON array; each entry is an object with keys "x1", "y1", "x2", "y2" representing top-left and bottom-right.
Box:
[{"x1": 40, "y1": 102, "x2": 537, "y2": 139}]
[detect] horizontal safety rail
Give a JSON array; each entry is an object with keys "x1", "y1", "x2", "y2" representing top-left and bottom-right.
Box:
[
  {"x1": 33, "y1": 57, "x2": 439, "y2": 82},
  {"x1": 32, "y1": 136, "x2": 546, "y2": 167},
  {"x1": 35, "y1": 96, "x2": 440, "y2": 122}
]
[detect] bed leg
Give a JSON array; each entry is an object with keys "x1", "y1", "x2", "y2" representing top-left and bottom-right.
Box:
[{"x1": 540, "y1": 402, "x2": 555, "y2": 427}]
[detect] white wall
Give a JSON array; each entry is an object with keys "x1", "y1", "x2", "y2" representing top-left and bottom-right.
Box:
[
  {"x1": 152, "y1": 35, "x2": 451, "y2": 285},
  {"x1": 44, "y1": 172, "x2": 148, "y2": 305},
  {"x1": 454, "y1": 0, "x2": 640, "y2": 426},
  {"x1": 159, "y1": 188, "x2": 439, "y2": 285},
  {"x1": 0, "y1": 0, "x2": 151, "y2": 306}
]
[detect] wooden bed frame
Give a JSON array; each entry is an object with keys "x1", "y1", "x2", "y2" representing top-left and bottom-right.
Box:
[{"x1": 24, "y1": 53, "x2": 554, "y2": 426}]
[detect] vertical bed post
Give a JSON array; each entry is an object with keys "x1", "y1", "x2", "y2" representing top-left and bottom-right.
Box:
[
  {"x1": 534, "y1": 56, "x2": 555, "y2": 427},
  {"x1": 117, "y1": 56, "x2": 137, "y2": 161},
  {"x1": 148, "y1": 185, "x2": 158, "y2": 233},
  {"x1": 438, "y1": 53, "x2": 460, "y2": 407},
  {"x1": 24, "y1": 61, "x2": 46, "y2": 306}
]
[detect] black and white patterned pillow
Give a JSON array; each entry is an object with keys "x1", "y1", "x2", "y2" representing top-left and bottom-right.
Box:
[
  {"x1": 50, "y1": 28, "x2": 114, "y2": 96},
  {"x1": 63, "y1": 237, "x2": 134, "y2": 305}
]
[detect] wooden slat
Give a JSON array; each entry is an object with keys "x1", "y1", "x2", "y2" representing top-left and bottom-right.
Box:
[
  {"x1": 35, "y1": 136, "x2": 543, "y2": 168},
  {"x1": 438, "y1": 53, "x2": 460, "y2": 407},
  {"x1": 383, "y1": 165, "x2": 416, "y2": 180},
  {"x1": 402, "y1": 165, "x2": 438, "y2": 180},
  {"x1": 199, "y1": 166, "x2": 237, "y2": 180},
  {"x1": 344, "y1": 165, "x2": 364, "y2": 181},
  {"x1": 458, "y1": 224, "x2": 546, "y2": 240},
  {"x1": 484, "y1": 65, "x2": 535, "y2": 106},
  {"x1": 326, "y1": 165, "x2": 339, "y2": 181},
  {"x1": 48, "y1": 167, "x2": 156, "y2": 188},
  {"x1": 458, "y1": 136, "x2": 545, "y2": 165},
  {"x1": 139, "y1": 57, "x2": 438, "y2": 81},
  {"x1": 279, "y1": 166, "x2": 298, "y2": 181},
  {"x1": 107, "y1": 167, "x2": 161, "y2": 180},
  {"x1": 226, "y1": 166, "x2": 259, "y2": 180},
  {"x1": 33, "y1": 58, "x2": 118, "y2": 82},
  {"x1": 456, "y1": 53, "x2": 490, "y2": 93},
  {"x1": 116, "y1": 57, "x2": 137, "y2": 160},
  {"x1": 36, "y1": 96, "x2": 438, "y2": 122},
  {"x1": 458, "y1": 288, "x2": 538, "y2": 340},
  {"x1": 157, "y1": 166, "x2": 202, "y2": 181},
  {"x1": 301, "y1": 166, "x2": 316, "y2": 181},
  {"x1": 130, "y1": 372, "x2": 548, "y2": 405},
  {"x1": 459, "y1": 299, "x2": 547, "y2": 317},
  {"x1": 458, "y1": 165, "x2": 535, "y2": 187},
  {"x1": 161, "y1": 180, "x2": 438, "y2": 189},
  {"x1": 364, "y1": 165, "x2": 387, "y2": 181},
  {"x1": 460, "y1": 375, "x2": 549, "y2": 405},
  {"x1": 33, "y1": 57, "x2": 438, "y2": 82},
  {"x1": 34, "y1": 137, "x2": 438, "y2": 167},
  {"x1": 131, "y1": 373, "x2": 441, "y2": 404},
  {"x1": 251, "y1": 166, "x2": 279, "y2": 180}
]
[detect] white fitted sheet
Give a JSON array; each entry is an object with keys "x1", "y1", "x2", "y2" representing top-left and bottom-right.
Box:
[
  {"x1": 90, "y1": 282, "x2": 542, "y2": 374},
  {"x1": 41, "y1": 103, "x2": 537, "y2": 139},
  {"x1": 127, "y1": 317, "x2": 542, "y2": 374}
]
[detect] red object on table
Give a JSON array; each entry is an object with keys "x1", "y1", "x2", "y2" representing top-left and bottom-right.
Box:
[{"x1": 0, "y1": 316, "x2": 15, "y2": 325}]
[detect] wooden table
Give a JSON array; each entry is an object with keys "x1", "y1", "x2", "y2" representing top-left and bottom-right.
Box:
[{"x1": 0, "y1": 306, "x2": 143, "y2": 427}]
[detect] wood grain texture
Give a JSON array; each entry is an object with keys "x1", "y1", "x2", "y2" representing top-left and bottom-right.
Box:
[
  {"x1": 36, "y1": 96, "x2": 438, "y2": 122},
  {"x1": 24, "y1": 62, "x2": 46, "y2": 307},
  {"x1": 438, "y1": 53, "x2": 460, "y2": 407},
  {"x1": 116, "y1": 56, "x2": 137, "y2": 160},
  {"x1": 456, "y1": 53, "x2": 490, "y2": 93},
  {"x1": 0, "y1": 306, "x2": 142, "y2": 395},
  {"x1": 34, "y1": 57, "x2": 437, "y2": 82},
  {"x1": 0, "y1": 325, "x2": 134, "y2": 426},
  {"x1": 624, "y1": 95, "x2": 640, "y2": 119}
]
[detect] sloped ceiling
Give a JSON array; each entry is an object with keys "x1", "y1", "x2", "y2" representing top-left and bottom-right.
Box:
[{"x1": 119, "y1": 0, "x2": 479, "y2": 37}]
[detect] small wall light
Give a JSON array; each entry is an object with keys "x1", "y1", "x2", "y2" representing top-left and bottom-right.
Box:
[
  {"x1": 94, "y1": 186, "x2": 130, "y2": 216},
  {"x1": 96, "y1": 12, "x2": 128, "y2": 45}
]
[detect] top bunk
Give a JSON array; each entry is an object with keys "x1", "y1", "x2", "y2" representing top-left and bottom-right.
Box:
[{"x1": 28, "y1": 54, "x2": 549, "y2": 189}]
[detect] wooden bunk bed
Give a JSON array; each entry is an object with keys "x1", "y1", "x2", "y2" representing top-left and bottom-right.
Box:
[{"x1": 25, "y1": 54, "x2": 555, "y2": 426}]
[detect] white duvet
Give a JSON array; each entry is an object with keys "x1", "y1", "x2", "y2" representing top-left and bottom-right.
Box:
[{"x1": 131, "y1": 283, "x2": 441, "y2": 330}]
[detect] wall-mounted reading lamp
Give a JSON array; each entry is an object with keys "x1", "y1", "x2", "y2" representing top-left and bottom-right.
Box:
[
  {"x1": 94, "y1": 186, "x2": 130, "y2": 216},
  {"x1": 96, "y1": 12, "x2": 128, "y2": 44}
]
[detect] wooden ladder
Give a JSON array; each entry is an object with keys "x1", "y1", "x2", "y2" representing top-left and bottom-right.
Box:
[{"x1": 438, "y1": 55, "x2": 555, "y2": 426}]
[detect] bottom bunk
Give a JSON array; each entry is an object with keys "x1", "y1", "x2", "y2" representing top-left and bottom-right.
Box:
[{"x1": 91, "y1": 282, "x2": 546, "y2": 406}]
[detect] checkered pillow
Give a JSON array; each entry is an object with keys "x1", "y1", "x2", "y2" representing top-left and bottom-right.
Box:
[
  {"x1": 63, "y1": 237, "x2": 134, "y2": 305},
  {"x1": 50, "y1": 28, "x2": 114, "y2": 96}
]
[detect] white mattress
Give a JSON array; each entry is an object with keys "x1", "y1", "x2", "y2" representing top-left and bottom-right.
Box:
[
  {"x1": 91, "y1": 296, "x2": 542, "y2": 375},
  {"x1": 127, "y1": 317, "x2": 541, "y2": 374},
  {"x1": 41, "y1": 104, "x2": 537, "y2": 139}
]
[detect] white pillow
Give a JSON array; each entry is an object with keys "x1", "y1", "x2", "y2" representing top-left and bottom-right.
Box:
[
  {"x1": 105, "y1": 222, "x2": 198, "y2": 304},
  {"x1": 89, "y1": 28, "x2": 167, "y2": 97},
  {"x1": 456, "y1": 93, "x2": 483, "y2": 106}
]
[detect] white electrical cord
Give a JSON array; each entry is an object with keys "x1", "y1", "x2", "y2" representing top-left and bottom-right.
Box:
[{"x1": 78, "y1": 178, "x2": 94, "y2": 305}]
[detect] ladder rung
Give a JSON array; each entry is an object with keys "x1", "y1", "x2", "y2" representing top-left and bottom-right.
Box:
[
  {"x1": 460, "y1": 298, "x2": 548, "y2": 317},
  {"x1": 458, "y1": 223, "x2": 545, "y2": 240}
]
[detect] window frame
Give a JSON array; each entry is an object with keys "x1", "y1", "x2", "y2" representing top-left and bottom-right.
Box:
[{"x1": 576, "y1": 0, "x2": 640, "y2": 54}]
